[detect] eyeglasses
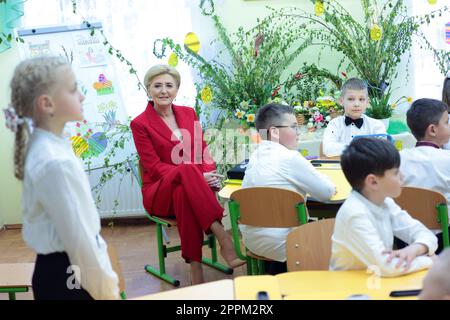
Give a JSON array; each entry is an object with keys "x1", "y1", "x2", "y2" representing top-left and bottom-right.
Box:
[{"x1": 273, "y1": 125, "x2": 301, "y2": 133}]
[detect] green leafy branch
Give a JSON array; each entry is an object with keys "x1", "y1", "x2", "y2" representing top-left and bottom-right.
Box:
[{"x1": 276, "y1": 0, "x2": 449, "y2": 98}]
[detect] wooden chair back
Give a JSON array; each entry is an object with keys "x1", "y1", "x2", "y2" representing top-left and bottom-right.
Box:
[
  {"x1": 394, "y1": 186, "x2": 446, "y2": 229},
  {"x1": 230, "y1": 187, "x2": 306, "y2": 228},
  {"x1": 286, "y1": 218, "x2": 335, "y2": 271}
]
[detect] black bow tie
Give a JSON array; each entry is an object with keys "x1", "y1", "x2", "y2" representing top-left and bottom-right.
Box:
[{"x1": 345, "y1": 116, "x2": 364, "y2": 129}]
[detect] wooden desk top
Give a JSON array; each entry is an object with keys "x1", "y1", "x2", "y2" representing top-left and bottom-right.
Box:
[
  {"x1": 234, "y1": 275, "x2": 282, "y2": 300},
  {"x1": 0, "y1": 263, "x2": 34, "y2": 288},
  {"x1": 132, "y1": 279, "x2": 234, "y2": 300},
  {"x1": 219, "y1": 165, "x2": 351, "y2": 203},
  {"x1": 276, "y1": 270, "x2": 427, "y2": 300},
  {"x1": 133, "y1": 270, "x2": 426, "y2": 300}
]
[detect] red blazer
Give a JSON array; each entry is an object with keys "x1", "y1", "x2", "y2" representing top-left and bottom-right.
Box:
[{"x1": 130, "y1": 102, "x2": 216, "y2": 212}]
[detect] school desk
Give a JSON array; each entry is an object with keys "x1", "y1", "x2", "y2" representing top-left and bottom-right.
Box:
[
  {"x1": 0, "y1": 263, "x2": 34, "y2": 300},
  {"x1": 218, "y1": 161, "x2": 351, "y2": 204},
  {"x1": 132, "y1": 279, "x2": 234, "y2": 300},
  {"x1": 276, "y1": 270, "x2": 427, "y2": 300}
]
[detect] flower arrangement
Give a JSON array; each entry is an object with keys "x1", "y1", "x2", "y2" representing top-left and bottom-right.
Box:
[{"x1": 293, "y1": 91, "x2": 343, "y2": 131}]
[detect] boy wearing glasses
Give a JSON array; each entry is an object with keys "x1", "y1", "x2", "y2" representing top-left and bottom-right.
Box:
[
  {"x1": 322, "y1": 78, "x2": 386, "y2": 157},
  {"x1": 240, "y1": 103, "x2": 336, "y2": 273}
]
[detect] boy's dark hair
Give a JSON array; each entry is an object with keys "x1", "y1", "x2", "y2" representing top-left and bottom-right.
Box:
[
  {"x1": 443, "y1": 77, "x2": 450, "y2": 111},
  {"x1": 341, "y1": 78, "x2": 368, "y2": 97},
  {"x1": 406, "y1": 98, "x2": 448, "y2": 140},
  {"x1": 255, "y1": 103, "x2": 294, "y2": 132},
  {"x1": 341, "y1": 137, "x2": 400, "y2": 191}
]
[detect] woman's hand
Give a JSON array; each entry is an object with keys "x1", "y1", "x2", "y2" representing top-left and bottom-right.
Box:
[
  {"x1": 204, "y1": 171, "x2": 225, "y2": 190},
  {"x1": 383, "y1": 243, "x2": 428, "y2": 271}
]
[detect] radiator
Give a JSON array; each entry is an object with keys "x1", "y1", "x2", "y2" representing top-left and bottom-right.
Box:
[{"x1": 86, "y1": 167, "x2": 146, "y2": 218}]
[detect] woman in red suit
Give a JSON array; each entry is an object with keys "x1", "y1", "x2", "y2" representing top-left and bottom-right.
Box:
[{"x1": 131, "y1": 65, "x2": 243, "y2": 284}]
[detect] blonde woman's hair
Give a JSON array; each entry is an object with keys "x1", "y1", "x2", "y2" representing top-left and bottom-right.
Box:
[
  {"x1": 144, "y1": 64, "x2": 181, "y2": 92},
  {"x1": 10, "y1": 56, "x2": 69, "y2": 180}
]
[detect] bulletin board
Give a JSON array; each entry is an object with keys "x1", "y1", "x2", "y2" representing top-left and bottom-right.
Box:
[{"x1": 16, "y1": 22, "x2": 134, "y2": 169}]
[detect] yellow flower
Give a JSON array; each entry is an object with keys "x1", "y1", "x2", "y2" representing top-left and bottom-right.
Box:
[
  {"x1": 235, "y1": 109, "x2": 245, "y2": 119},
  {"x1": 201, "y1": 86, "x2": 213, "y2": 104},
  {"x1": 391, "y1": 103, "x2": 397, "y2": 109},
  {"x1": 314, "y1": 1, "x2": 324, "y2": 16},
  {"x1": 370, "y1": 24, "x2": 382, "y2": 41},
  {"x1": 428, "y1": 0, "x2": 437, "y2": 5},
  {"x1": 407, "y1": 97, "x2": 413, "y2": 104},
  {"x1": 168, "y1": 53, "x2": 178, "y2": 67},
  {"x1": 246, "y1": 113, "x2": 255, "y2": 123},
  {"x1": 303, "y1": 101, "x2": 309, "y2": 107}
]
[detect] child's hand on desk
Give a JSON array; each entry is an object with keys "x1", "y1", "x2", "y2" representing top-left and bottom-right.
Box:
[
  {"x1": 204, "y1": 171, "x2": 225, "y2": 190},
  {"x1": 383, "y1": 243, "x2": 428, "y2": 271}
]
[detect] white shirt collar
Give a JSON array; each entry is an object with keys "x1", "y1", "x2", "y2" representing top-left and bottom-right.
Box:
[
  {"x1": 351, "y1": 190, "x2": 389, "y2": 219},
  {"x1": 33, "y1": 127, "x2": 71, "y2": 147}
]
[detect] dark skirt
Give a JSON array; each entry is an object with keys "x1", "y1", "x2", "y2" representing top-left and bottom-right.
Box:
[{"x1": 32, "y1": 252, "x2": 94, "y2": 300}]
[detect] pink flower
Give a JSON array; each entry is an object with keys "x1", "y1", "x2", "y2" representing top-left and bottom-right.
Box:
[
  {"x1": 295, "y1": 73, "x2": 303, "y2": 80},
  {"x1": 314, "y1": 113, "x2": 324, "y2": 123}
]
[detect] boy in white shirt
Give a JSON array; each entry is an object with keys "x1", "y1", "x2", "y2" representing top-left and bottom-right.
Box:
[
  {"x1": 330, "y1": 137, "x2": 437, "y2": 277},
  {"x1": 419, "y1": 248, "x2": 450, "y2": 300},
  {"x1": 400, "y1": 98, "x2": 450, "y2": 253},
  {"x1": 241, "y1": 104, "x2": 336, "y2": 273},
  {"x1": 322, "y1": 78, "x2": 386, "y2": 157}
]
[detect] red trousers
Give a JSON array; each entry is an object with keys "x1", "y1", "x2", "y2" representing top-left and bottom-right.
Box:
[{"x1": 150, "y1": 164, "x2": 224, "y2": 262}]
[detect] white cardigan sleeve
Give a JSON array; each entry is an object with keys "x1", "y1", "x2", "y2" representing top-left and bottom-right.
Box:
[
  {"x1": 287, "y1": 154, "x2": 336, "y2": 202},
  {"x1": 343, "y1": 211, "x2": 433, "y2": 277},
  {"x1": 35, "y1": 159, "x2": 120, "y2": 300}
]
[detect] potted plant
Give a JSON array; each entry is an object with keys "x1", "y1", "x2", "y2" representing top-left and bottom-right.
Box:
[{"x1": 365, "y1": 88, "x2": 412, "y2": 129}]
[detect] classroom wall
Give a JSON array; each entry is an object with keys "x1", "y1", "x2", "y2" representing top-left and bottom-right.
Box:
[
  {"x1": 0, "y1": 41, "x2": 22, "y2": 226},
  {"x1": 0, "y1": 0, "x2": 420, "y2": 225}
]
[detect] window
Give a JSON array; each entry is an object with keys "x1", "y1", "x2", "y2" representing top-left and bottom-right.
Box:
[{"x1": 411, "y1": 1, "x2": 449, "y2": 100}]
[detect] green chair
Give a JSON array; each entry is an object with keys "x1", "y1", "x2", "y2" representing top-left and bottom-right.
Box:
[
  {"x1": 136, "y1": 162, "x2": 232, "y2": 287},
  {"x1": 228, "y1": 187, "x2": 308, "y2": 275},
  {"x1": 394, "y1": 186, "x2": 449, "y2": 249}
]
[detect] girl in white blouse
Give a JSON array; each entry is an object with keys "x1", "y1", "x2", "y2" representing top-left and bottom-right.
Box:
[
  {"x1": 330, "y1": 137, "x2": 437, "y2": 277},
  {"x1": 4, "y1": 57, "x2": 119, "y2": 300}
]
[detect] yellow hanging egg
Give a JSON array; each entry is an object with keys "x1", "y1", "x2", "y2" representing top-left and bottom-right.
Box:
[
  {"x1": 184, "y1": 32, "x2": 201, "y2": 53},
  {"x1": 428, "y1": 0, "x2": 437, "y2": 5},
  {"x1": 314, "y1": 1, "x2": 325, "y2": 16},
  {"x1": 370, "y1": 24, "x2": 383, "y2": 41},
  {"x1": 71, "y1": 136, "x2": 89, "y2": 157},
  {"x1": 168, "y1": 53, "x2": 178, "y2": 67},
  {"x1": 201, "y1": 86, "x2": 213, "y2": 104}
]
